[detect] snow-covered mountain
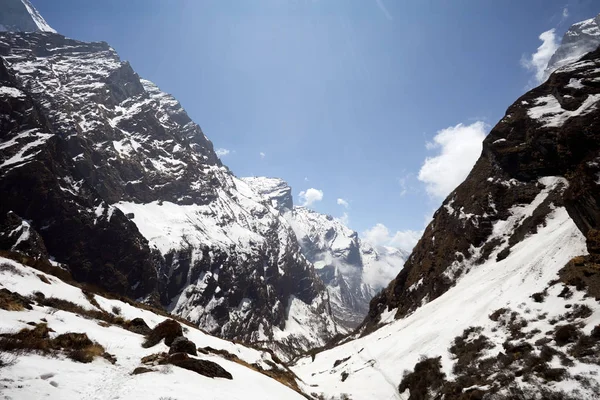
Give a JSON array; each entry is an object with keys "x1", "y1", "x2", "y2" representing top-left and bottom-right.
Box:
[
  {"x1": 0, "y1": 1, "x2": 339, "y2": 360},
  {"x1": 243, "y1": 177, "x2": 408, "y2": 329},
  {"x1": 0, "y1": 0, "x2": 56, "y2": 33},
  {"x1": 290, "y1": 20, "x2": 600, "y2": 400},
  {"x1": 543, "y1": 13, "x2": 600, "y2": 81}
]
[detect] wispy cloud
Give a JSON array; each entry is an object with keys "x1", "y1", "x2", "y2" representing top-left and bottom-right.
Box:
[
  {"x1": 521, "y1": 29, "x2": 560, "y2": 84},
  {"x1": 299, "y1": 188, "x2": 323, "y2": 207},
  {"x1": 398, "y1": 172, "x2": 416, "y2": 197},
  {"x1": 215, "y1": 148, "x2": 230, "y2": 157},
  {"x1": 374, "y1": 0, "x2": 393, "y2": 20},
  {"x1": 418, "y1": 121, "x2": 487, "y2": 200},
  {"x1": 259, "y1": 152, "x2": 266, "y2": 159},
  {"x1": 337, "y1": 198, "x2": 350, "y2": 209},
  {"x1": 362, "y1": 223, "x2": 421, "y2": 254},
  {"x1": 339, "y1": 212, "x2": 349, "y2": 225},
  {"x1": 562, "y1": 7, "x2": 569, "y2": 19}
]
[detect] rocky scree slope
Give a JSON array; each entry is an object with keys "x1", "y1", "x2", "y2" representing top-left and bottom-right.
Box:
[
  {"x1": 0, "y1": 30, "x2": 339, "y2": 358},
  {"x1": 243, "y1": 177, "x2": 408, "y2": 330},
  {"x1": 291, "y1": 44, "x2": 600, "y2": 400}
]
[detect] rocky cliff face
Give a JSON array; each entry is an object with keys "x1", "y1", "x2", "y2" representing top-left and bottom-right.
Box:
[
  {"x1": 243, "y1": 177, "x2": 408, "y2": 329},
  {"x1": 0, "y1": 22, "x2": 339, "y2": 357},
  {"x1": 364, "y1": 43, "x2": 600, "y2": 332}
]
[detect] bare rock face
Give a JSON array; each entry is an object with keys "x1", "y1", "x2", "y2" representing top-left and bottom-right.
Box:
[
  {"x1": 0, "y1": 27, "x2": 338, "y2": 357},
  {"x1": 363, "y1": 45, "x2": 600, "y2": 332}
]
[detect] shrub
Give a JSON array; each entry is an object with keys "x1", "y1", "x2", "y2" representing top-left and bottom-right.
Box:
[
  {"x1": 554, "y1": 325, "x2": 580, "y2": 346},
  {"x1": 398, "y1": 357, "x2": 446, "y2": 400}
]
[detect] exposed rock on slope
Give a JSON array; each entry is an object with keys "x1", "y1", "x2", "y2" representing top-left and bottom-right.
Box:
[
  {"x1": 0, "y1": 28, "x2": 338, "y2": 356},
  {"x1": 244, "y1": 177, "x2": 408, "y2": 329}
]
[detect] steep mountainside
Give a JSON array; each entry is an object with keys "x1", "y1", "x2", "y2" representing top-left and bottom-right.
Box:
[
  {"x1": 290, "y1": 31, "x2": 600, "y2": 400},
  {"x1": 544, "y1": 13, "x2": 600, "y2": 80},
  {"x1": 0, "y1": 8, "x2": 339, "y2": 358},
  {"x1": 244, "y1": 177, "x2": 408, "y2": 329}
]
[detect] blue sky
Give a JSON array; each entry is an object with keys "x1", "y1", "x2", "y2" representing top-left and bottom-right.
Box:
[{"x1": 33, "y1": 0, "x2": 599, "y2": 250}]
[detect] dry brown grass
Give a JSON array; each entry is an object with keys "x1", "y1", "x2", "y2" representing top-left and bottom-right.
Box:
[
  {"x1": 68, "y1": 343, "x2": 105, "y2": 363},
  {"x1": 0, "y1": 288, "x2": 32, "y2": 311},
  {"x1": 0, "y1": 323, "x2": 108, "y2": 364}
]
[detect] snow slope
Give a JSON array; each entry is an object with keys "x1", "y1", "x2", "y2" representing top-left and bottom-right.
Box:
[
  {"x1": 292, "y1": 185, "x2": 600, "y2": 399},
  {"x1": 0, "y1": 257, "x2": 306, "y2": 400}
]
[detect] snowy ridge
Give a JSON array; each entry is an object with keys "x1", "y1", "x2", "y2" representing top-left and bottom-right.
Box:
[{"x1": 0, "y1": 257, "x2": 307, "y2": 400}]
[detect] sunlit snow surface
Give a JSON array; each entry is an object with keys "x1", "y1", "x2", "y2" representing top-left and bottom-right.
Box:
[
  {"x1": 292, "y1": 181, "x2": 600, "y2": 400},
  {"x1": 0, "y1": 258, "x2": 305, "y2": 400}
]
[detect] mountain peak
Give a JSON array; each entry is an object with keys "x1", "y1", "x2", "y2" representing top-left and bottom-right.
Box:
[
  {"x1": 241, "y1": 176, "x2": 293, "y2": 211},
  {"x1": 0, "y1": 0, "x2": 56, "y2": 33},
  {"x1": 543, "y1": 13, "x2": 600, "y2": 81}
]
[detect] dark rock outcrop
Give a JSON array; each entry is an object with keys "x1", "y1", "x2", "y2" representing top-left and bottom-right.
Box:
[
  {"x1": 167, "y1": 353, "x2": 233, "y2": 380},
  {"x1": 142, "y1": 319, "x2": 183, "y2": 348},
  {"x1": 169, "y1": 336, "x2": 197, "y2": 356}
]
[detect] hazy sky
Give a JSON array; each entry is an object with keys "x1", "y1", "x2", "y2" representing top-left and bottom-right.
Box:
[{"x1": 33, "y1": 0, "x2": 600, "y2": 251}]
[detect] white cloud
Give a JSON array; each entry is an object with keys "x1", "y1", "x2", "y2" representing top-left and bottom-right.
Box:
[
  {"x1": 562, "y1": 7, "x2": 569, "y2": 19},
  {"x1": 299, "y1": 188, "x2": 323, "y2": 207},
  {"x1": 418, "y1": 121, "x2": 486, "y2": 200},
  {"x1": 215, "y1": 148, "x2": 230, "y2": 157},
  {"x1": 337, "y1": 198, "x2": 350, "y2": 208},
  {"x1": 521, "y1": 28, "x2": 560, "y2": 83},
  {"x1": 362, "y1": 223, "x2": 422, "y2": 254},
  {"x1": 259, "y1": 152, "x2": 266, "y2": 159}
]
